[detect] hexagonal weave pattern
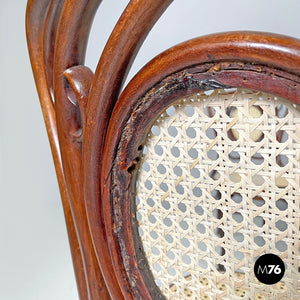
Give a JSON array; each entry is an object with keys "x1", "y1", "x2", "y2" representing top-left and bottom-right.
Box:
[{"x1": 135, "y1": 88, "x2": 300, "y2": 300}]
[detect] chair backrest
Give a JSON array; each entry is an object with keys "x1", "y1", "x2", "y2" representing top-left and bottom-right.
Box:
[
  {"x1": 134, "y1": 88, "x2": 299, "y2": 299},
  {"x1": 26, "y1": 1, "x2": 300, "y2": 299},
  {"x1": 102, "y1": 39, "x2": 300, "y2": 298}
]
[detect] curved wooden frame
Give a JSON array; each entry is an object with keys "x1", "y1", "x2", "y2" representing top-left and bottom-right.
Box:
[
  {"x1": 26, "y1": 1, "x2": 300, "y2": 299},
  {"x1": 102, "y1": 32, "x2": 300, "y2": 299}
]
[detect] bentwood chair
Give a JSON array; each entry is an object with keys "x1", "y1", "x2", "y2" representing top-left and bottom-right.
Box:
[{"x1": 26, "y1": 1, "x2": 299, "y2": 299}]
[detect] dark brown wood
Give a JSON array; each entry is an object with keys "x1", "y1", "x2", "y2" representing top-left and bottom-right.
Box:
[
  {"x1": 63, "y1": 65, "x2": 94, "y2": 131},
  {"x1": 26, "y1": 0, "x2": 173, "y2": 298},
  {"x1": 26, "y1": 1, "x2": 89, "y2": 299},
  {"x1": 43, "y1": 0, "x2": 64, "y2": 96},
  {"x1": 101, "y1": 32, "x2": 300, "y2": 299},
  {"x1": 83, "y1": 1, "x2": 173, "y2": 298},
  {"x1": 52, "y1": 1, "x2": 112, "y2": 299},
  {"x1": 26, "y1": 1, "x2": 300, "y2": 299}
]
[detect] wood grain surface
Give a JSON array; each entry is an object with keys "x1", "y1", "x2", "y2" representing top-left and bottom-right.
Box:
[{"x1": 26, "y1": 1, "x2": 300, "y2": 299}]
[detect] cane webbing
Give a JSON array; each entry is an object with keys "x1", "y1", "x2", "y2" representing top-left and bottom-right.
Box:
[{"x1": 135, "y1": 88, "x2": 300, "y2": 300}]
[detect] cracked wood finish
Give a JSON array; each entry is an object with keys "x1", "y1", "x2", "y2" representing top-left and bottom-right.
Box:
[
  {"x1": 26, "y1": 1, "x2": 300, "y2": 299},
  {"x1": 102, "y1": 33, "x2": 300, "y2": 299}
]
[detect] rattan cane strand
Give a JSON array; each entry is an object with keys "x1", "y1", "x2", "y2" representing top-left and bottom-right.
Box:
[{"x1": 135, "y1": 88, "x2": 300, "y2": 300}]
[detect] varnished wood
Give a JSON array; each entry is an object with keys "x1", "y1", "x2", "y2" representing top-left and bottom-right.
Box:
[
  {"x1": 26, "y1": 0, "x2": 173, "y2": 298},
  {"x1": 83, "y1": 1, "x2": 173, "y2": 298},
  {"x1": 63, "y1": 65, "x2": 94, "y2": 130},
  {"x1": 25, "y1": 1, "x2": 89, "y2": 299},
  {"x1": 52, "y1": 1, "x2": 112, "y2": 299},
  {"x1": 26, "y1": 1, "x2": 300, "y2": 299},
  {"x1": 101, "y1": 32, "x2": 300, "y2": 299}
]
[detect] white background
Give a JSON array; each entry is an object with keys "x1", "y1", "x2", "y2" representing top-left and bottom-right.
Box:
[{"x1": 1, "y1": 0, "x2": 300, "y2": 299}]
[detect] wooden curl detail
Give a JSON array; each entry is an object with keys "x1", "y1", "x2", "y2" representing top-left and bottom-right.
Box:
[{"x1": 26, "y1": 0, "x2": 300, "y2": 298}]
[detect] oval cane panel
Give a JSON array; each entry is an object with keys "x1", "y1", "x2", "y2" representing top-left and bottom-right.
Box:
[{"x1": 135, "y1": 88, "x2": 300, "y2": 300}]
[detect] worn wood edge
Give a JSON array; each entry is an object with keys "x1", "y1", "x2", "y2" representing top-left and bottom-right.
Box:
[
  {"x1": 103, "y1": 70, "x2": 231, "y2": 299},
  {"x1": 106, "y1": 66, "x2": 300, "y2": 299},
  {"x1": 26, "y1": 0, "x2": 300, "y2": 297},
  {"x1": 101, "y1": 33, "x2": 300, "y2": 299},
  {"x1": 111, "y1": 66, "x2": 300, "y2": 299},
  {"x1": 25, "y1": 1, "x2": 89, "y2": 299},
  {"x1": 118, "y1": 31, "x2": 300, "y2": 114},
  {"x1": 82, "y1": 1, "x2": 173, "y2": 299}
]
